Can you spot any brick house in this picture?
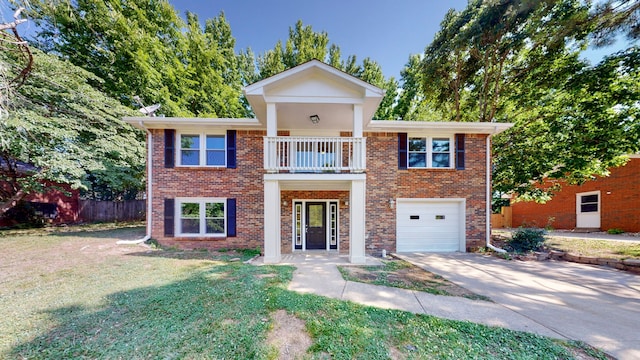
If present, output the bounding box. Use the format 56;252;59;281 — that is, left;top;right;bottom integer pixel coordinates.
511;155;640;232
125;60;511;263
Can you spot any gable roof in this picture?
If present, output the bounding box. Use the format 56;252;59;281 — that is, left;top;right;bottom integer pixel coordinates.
243;59;385;124
243;59;384;97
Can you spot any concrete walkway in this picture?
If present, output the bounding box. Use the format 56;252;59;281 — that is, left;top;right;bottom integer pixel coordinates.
252;252;640;359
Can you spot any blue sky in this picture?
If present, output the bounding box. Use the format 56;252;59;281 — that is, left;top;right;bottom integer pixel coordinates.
169;0;469;79
1;0;631;80
168;0;628;79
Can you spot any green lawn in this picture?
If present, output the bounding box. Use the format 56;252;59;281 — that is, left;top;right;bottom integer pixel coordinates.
545;237;640;259
0;224;607;359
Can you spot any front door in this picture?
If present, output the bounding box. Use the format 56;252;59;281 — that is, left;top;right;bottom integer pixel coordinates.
305;202;326;249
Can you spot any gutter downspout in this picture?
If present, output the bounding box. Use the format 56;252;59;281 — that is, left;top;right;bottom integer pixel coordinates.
486;131;506;253
117;121;152;245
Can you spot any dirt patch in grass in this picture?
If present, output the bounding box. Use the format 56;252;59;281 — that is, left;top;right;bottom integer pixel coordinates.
338;258;491;301
266;310;312;360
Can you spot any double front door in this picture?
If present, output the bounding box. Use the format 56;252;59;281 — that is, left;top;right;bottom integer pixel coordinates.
294;201;338;250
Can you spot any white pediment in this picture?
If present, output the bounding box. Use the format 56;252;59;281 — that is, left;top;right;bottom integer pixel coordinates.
264;71;364;101
243;60;384;125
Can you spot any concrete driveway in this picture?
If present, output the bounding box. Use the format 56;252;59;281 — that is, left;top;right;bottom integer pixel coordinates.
399;253;640;360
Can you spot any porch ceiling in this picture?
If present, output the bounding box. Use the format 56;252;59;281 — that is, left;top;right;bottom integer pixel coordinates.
276;103;354;131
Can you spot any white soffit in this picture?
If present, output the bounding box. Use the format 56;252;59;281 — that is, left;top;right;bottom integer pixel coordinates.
123;117;262;130
367;120;513;134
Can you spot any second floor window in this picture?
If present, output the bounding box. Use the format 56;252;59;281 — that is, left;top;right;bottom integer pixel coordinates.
179;133;226;167
408;137;452;168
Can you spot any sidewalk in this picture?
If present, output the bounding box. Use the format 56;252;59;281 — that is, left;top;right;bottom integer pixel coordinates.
250;252;561;338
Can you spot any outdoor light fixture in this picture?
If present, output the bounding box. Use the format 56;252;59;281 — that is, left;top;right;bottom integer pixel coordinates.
389;198;395;209
309;114;320;124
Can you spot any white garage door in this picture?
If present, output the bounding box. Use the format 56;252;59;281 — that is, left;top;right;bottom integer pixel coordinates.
396;200;463;252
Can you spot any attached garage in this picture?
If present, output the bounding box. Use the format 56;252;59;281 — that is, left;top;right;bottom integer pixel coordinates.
396;199;465;252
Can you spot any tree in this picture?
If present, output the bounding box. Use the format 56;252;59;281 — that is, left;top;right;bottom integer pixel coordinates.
21;0;246;117
422;0;592;123
248;20;398;119
417;0;639;200
589;0;640;47
1;6;32;119
1;48;145;215
394;54;443;120
358;58;397;120
493;47;640;200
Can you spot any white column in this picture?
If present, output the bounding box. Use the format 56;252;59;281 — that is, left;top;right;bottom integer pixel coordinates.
266;102;277;137
352;104;363;138
349;179;366;264
263;179;281;263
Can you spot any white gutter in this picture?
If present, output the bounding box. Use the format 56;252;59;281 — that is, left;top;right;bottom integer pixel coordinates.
117;120;152;245
486;131;506;253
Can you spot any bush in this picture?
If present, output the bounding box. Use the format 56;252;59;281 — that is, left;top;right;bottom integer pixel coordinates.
507;228;546;253
607;228;624;234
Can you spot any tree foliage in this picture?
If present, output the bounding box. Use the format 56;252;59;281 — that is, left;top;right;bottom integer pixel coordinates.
1;48;145;214
419;0;639;200
246;20;399;119
22;0;247;117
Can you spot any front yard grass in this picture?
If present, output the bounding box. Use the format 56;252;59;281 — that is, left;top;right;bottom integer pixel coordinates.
0;224;609;359
545;237;640;260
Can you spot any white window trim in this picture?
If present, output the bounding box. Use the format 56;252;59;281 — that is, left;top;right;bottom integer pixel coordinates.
408;136;454;169
576;191;600;214
176;131;227;167
175;197;227;237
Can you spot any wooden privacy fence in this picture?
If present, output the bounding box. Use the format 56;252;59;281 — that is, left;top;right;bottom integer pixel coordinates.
78;200;146;222
491;206;512;229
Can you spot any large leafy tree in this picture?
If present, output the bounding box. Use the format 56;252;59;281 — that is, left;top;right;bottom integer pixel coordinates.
493;47;640;200
21;0;247;117
417;0;639;200
1;48;145;215
250;20;399;119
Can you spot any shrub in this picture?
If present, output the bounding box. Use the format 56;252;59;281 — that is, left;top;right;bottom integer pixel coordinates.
607;228;624;234
507;228;546;253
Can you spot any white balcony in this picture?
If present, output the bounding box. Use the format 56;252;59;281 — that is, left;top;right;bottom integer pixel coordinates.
264;136;366;173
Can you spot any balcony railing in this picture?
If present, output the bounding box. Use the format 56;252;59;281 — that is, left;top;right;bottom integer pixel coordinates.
264;136;366;173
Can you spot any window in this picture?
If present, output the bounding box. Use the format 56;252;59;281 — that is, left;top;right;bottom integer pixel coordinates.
580;194;599;213
176;198;226;236
408;137;452;168
178;133;226;167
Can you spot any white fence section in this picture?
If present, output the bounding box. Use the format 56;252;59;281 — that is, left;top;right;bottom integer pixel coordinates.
264;136;366;173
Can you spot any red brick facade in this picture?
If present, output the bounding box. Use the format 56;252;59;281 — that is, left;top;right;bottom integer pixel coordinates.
365;133;488;252
511;158;640;232
150;129;490;252
150;129;265;250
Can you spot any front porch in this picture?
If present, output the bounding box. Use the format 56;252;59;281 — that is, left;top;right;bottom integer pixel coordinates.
263;173;367;264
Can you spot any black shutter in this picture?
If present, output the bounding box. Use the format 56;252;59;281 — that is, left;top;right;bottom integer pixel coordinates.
227;198;236;237
164;198;175;237
398;133;408;170
165;129;175;168
455;134;465;170
226;130;236;169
